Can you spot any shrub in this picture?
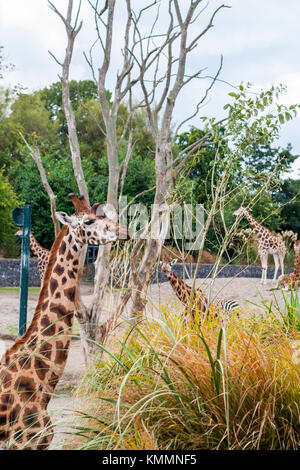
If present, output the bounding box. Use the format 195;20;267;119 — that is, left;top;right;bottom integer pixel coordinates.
71;306;300;450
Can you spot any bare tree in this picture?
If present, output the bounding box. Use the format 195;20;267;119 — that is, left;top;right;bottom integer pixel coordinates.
47;0;143;359
79;0;153;349
48;0;97;361
45;0;228;358
48;0;89;201
122;0;229;318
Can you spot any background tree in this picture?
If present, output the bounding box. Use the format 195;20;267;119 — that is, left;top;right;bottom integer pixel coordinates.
0;168;19;256
275;178;300;236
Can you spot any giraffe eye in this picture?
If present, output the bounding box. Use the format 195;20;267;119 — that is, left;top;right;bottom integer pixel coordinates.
85;219;96;226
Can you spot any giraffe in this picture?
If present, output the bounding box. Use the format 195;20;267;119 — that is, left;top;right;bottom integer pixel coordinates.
160;256;239;323
233;206;286;284
160;255;208;321
277;240;300;290
0;194;129;450
15;231;50;282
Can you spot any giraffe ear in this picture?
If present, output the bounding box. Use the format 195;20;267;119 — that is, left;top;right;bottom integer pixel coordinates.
56;212;78;228
95;204;106;219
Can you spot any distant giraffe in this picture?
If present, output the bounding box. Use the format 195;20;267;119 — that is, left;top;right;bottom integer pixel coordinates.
15;231;50;282
233;207;286;284
277;240;300;290
160;256;208;320
160;256;239;322
0;194;129;450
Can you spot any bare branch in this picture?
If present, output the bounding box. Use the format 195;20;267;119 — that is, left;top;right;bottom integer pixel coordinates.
175;55;223;135
47;50;63;67
20;133;60;237
49;0;89;201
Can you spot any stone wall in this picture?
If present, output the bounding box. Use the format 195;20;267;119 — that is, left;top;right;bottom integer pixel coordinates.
0;258;292;287
0;258;40;287
116;263;292;286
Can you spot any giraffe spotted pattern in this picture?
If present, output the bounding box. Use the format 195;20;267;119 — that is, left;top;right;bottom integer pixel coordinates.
1;194;129;450
15;231;50;282
277;240;300;290
233;206;286;284
160;256;239;323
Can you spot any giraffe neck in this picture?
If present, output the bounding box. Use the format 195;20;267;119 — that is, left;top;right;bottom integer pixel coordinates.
5;225;80;387
29;233;49;258
165;269;207;313
165;269;193;304
244;211;267;236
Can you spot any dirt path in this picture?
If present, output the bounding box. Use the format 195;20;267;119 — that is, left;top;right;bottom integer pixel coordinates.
0;277;293;449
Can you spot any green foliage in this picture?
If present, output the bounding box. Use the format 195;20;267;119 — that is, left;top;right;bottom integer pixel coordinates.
175;85;300;257
176;126;228;203
275;178;300;236
0;78;299;256
0;168;20;255
9;92;59;141
8;149;91;248
0;79;156;251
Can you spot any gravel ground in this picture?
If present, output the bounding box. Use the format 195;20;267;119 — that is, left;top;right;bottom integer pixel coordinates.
0;278;288;336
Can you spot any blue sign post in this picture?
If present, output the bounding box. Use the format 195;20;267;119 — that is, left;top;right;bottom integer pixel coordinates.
12;204;32;337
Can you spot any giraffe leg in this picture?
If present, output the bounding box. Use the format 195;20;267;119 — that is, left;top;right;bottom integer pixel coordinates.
273;253;279;281
260;253;268;284
279;253;285;278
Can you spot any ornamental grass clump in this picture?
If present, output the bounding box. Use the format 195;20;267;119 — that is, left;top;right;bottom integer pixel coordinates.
71;305;300;450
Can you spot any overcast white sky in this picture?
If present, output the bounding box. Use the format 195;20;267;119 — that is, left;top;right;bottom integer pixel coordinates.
0;0;299;177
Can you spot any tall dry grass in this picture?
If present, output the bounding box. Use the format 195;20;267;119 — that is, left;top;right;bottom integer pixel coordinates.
68;300;300;450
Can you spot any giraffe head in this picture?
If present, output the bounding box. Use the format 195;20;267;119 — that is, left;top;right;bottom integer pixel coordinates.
232;206;249;218
160;255;177;273
56;194;130;246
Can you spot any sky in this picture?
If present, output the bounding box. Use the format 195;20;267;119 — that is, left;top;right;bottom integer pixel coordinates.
0;0;299;178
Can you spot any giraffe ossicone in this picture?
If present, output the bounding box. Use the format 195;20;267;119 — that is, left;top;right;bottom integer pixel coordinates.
233;206;286;284
0;194;130;450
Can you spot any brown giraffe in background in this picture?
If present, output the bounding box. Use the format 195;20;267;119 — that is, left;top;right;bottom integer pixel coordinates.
233;207;286;284
160;256;239;322
160;255;208;321
277;240;300;290
0;194;129;450
15;231;50;282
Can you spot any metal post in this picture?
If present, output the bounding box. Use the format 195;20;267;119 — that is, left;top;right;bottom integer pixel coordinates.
13;204;32;336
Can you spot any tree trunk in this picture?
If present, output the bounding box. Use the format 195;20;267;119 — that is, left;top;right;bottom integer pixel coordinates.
129;145;171;318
